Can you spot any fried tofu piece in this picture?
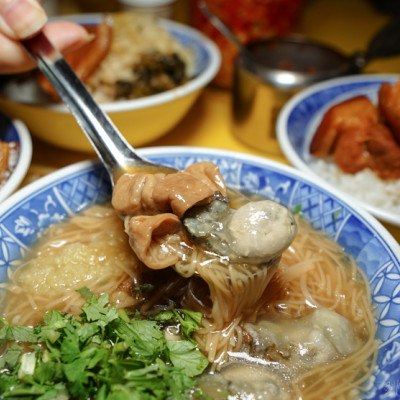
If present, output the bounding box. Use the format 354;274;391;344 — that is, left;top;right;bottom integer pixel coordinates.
378;79;400;142
310;95;379;157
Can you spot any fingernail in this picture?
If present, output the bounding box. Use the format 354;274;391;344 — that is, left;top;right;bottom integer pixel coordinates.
83;32;95;43
0;0;47;39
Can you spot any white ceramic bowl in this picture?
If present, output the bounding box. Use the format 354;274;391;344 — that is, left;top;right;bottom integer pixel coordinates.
0;112;32;203
0;14;221;152
0;146;399;398
276;73;400;226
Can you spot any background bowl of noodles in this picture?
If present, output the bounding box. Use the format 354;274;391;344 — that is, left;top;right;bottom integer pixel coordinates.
276;73;400;227
0;111;32;203
0;13;220;153
0;146;399;398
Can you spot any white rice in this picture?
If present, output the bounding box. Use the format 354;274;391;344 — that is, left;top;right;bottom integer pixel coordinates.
309;158;400;215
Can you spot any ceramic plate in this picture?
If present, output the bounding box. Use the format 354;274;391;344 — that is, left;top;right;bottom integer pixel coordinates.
0;112;32;203
277;73;400;226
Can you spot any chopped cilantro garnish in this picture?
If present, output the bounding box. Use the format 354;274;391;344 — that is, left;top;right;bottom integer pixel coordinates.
333;209;341;224
135;283;154;294
155;309;203;343
0;290;210;399
293;204;302;215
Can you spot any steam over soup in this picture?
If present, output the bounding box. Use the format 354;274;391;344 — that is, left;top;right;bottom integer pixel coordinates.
0;162;378;399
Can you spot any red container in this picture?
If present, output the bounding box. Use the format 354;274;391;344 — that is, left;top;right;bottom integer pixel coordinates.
191;0;305;88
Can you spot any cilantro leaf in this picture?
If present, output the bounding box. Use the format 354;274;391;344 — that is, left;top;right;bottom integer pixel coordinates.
166;340;209;377
0;343;23;369
156;309;203;342
80;293;119;326
0;317;38;344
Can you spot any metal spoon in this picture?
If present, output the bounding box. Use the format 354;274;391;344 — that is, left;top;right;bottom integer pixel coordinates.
21;31;175;185
21;29;297;266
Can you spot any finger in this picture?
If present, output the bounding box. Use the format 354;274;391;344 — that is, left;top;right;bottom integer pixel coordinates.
0;0;47;39
0;21;90;74
43;21;91;53
0;33;34;73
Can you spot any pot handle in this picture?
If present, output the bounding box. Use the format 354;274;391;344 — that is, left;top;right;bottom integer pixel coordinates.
365;15;400;62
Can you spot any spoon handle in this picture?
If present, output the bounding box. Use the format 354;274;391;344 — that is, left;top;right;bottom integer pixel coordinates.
365;15;400;62
198;0;257;68
21;31;147;181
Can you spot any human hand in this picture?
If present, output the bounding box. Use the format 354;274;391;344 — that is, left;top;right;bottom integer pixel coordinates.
0;0;90;74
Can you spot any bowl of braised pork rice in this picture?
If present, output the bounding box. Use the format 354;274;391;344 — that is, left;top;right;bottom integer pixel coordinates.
277;73;400;227
0;13;220;152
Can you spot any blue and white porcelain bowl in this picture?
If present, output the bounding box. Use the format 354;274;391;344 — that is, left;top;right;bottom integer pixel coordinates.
276;73;400;227
0;146;399;398
0;112;31;203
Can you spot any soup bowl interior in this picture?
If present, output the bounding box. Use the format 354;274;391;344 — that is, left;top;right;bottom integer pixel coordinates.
0;146;399;398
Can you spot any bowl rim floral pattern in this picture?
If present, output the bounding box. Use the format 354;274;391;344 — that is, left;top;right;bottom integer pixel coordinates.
0;113;32;203
0;146;399;398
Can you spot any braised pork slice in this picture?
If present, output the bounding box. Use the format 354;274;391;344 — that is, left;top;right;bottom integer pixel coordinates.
332;126;372;175
333;123;400;179
378;79;400;142
310;95;379;157
364;123;400;179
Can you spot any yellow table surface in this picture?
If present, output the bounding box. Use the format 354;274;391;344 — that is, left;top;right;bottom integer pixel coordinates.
20;0;400;241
